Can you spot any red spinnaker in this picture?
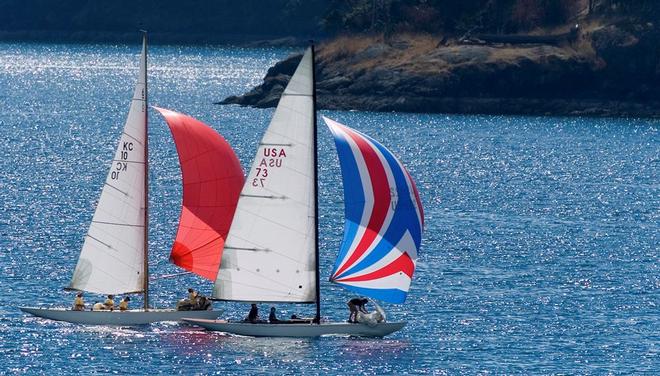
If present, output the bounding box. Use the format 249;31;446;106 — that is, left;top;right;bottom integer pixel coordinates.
155;107;244;281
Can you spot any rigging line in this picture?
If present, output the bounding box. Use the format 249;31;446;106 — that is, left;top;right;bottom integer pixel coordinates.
224;246;262;251
86;234;111;249
240;194;287;199
71;258;144;295
177;223;228;232
224;240;311;266
84;236;146;271
231;208;312;237
103;182;129;196
176;147;230;164
76;241;143;276
150;271;192;280
91;220;145;228
180;235;222;255
172;204;237;211
181;175;243;185
274;101;313;118
259;142;293;146
121;131;144;145
110;159;145;165
88;246;145;268
281;93;313;97
92;221;144;239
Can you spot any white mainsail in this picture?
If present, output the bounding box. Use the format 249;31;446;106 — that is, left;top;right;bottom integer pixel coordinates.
214;48;316;303
68;37;147;294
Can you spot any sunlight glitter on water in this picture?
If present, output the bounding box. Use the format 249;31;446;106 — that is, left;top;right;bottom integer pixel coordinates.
1;41;658;374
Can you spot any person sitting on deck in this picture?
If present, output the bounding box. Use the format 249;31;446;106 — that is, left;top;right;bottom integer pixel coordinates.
246;304;259;323
176;288;212;311
73;292;85;311
268;307;279;323
347;297;369;323
92;301;104;311
104;295;115;311
187;288;198;302
119;296;130;311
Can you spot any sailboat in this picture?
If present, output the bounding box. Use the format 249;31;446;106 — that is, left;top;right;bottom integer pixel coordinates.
183;45;424;337
20;34;244;325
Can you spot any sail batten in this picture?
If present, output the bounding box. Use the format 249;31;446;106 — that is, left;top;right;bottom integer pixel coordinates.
68;37;148;295
214;48;317;303
155;107;244;282
324;116;424;304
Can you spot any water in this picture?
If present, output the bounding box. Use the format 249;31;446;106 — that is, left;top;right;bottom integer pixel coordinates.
0;42;658;374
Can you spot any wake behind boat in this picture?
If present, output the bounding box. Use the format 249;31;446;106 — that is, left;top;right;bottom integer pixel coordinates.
21;33;244;325
184;44;424;337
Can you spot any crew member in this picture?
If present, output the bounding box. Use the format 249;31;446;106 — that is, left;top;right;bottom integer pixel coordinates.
187;288;198;302
119;296;130;311
104;294;115;311
347;297;369;323
247;304;259;323
73;292;85;311
268;307;279;323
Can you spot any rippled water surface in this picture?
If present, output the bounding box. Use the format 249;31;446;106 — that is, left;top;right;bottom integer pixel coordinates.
0;42;658;374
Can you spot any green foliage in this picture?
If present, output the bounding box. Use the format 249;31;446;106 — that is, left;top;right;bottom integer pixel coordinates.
0;0;657;39
321;0;660;35
321;0;567;34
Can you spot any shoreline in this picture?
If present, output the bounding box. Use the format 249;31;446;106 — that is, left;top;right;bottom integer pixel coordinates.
0;30;315;47
222;96;660;119
219;27;660;119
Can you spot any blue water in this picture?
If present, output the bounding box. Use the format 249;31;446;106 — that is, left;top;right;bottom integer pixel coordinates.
0;42;658;374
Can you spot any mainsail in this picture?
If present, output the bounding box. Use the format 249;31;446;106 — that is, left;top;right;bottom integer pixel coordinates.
69;37;147;294
214;48;317;303
155;108;244;281
324;116;424;304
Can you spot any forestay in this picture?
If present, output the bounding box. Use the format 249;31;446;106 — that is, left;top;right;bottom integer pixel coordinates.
69;39;147;294
323;116;424;303
155;107;244;281
214;48;316;303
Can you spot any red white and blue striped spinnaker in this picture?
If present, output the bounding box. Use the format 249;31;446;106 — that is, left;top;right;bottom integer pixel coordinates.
323;116;424;304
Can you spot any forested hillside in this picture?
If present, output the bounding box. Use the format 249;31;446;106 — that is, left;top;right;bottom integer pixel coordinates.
323;0;660;35
0;0;330;42
1;0;658;43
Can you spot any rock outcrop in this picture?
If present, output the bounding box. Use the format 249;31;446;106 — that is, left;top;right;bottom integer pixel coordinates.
220;21;660;117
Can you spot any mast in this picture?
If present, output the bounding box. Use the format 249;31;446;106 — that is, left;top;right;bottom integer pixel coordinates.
141;31;149;311
310;41;320;323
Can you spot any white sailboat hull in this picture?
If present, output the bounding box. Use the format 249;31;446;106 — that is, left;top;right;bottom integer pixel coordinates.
182;319;405;337
20;307;220;325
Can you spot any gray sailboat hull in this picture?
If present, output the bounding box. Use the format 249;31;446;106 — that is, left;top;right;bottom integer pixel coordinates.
20;307;220;325
182;318;405;337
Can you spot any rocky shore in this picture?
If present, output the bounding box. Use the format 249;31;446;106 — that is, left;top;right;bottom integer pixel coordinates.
220;20;660;117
